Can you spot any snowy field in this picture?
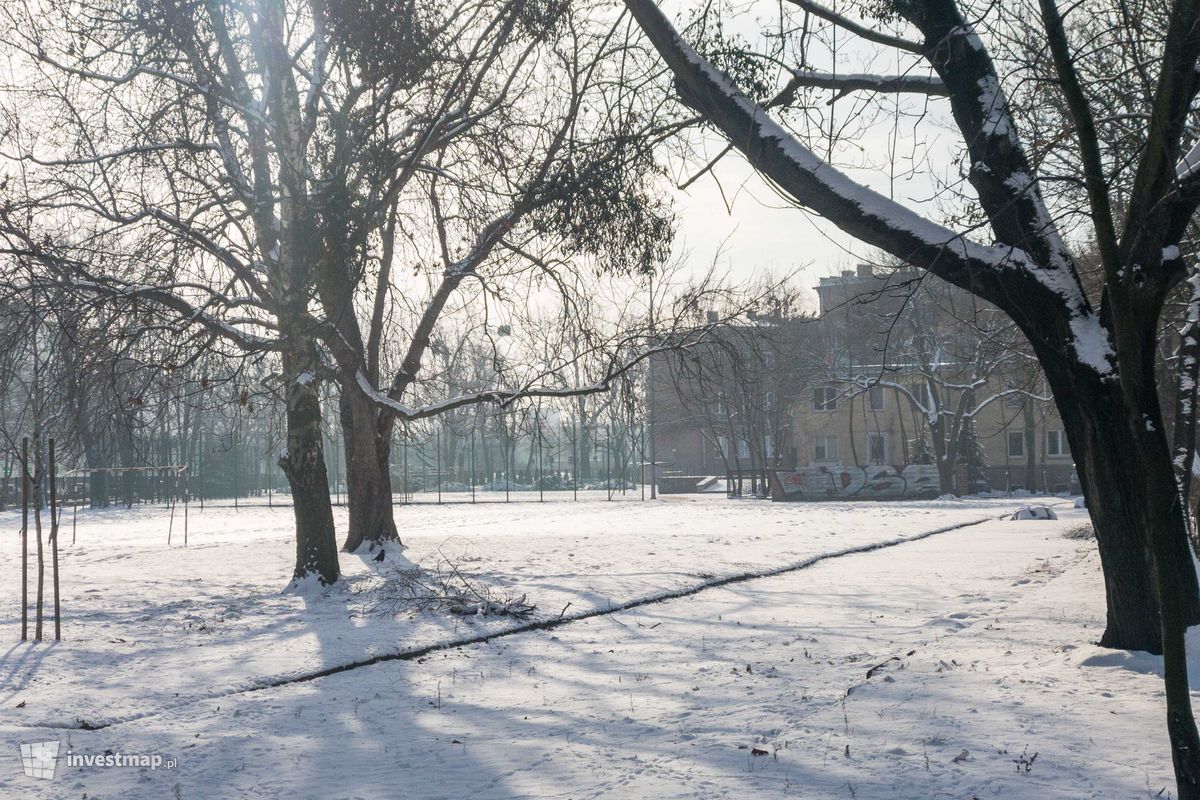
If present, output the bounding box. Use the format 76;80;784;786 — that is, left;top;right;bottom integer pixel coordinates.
0;494;1184;798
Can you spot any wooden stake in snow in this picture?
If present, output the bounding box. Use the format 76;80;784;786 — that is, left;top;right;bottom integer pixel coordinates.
33;439;44;642
49;439;61;641
20;437;28;642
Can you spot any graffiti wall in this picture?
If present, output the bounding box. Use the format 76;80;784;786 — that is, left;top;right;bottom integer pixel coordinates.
769;464;943;501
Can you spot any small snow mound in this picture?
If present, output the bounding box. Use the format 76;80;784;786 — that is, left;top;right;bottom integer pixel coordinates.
352;541;416;570
282;572;340;596
1010;505;1058;521
1073;495;1087;509
1076;646;1200;682
936;494;961;501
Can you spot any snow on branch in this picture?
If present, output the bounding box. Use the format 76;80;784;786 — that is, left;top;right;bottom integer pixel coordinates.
1177;139;1200;182
786;70;947;102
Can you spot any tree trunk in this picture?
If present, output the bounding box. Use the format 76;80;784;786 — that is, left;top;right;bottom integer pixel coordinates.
339;387;401;553
278;353;339;586
579;426;592;482
929;418;956;495
935;456;956;496
1019;401;1036;493
1052;365;1200;654
1143;430;1200;798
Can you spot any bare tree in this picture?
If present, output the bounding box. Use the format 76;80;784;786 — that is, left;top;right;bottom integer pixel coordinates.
0;0;681;581
663;279;815;495
624;0;1200;792
317;0;679;551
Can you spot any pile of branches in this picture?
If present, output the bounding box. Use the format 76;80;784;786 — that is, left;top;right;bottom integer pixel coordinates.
366;555;536;620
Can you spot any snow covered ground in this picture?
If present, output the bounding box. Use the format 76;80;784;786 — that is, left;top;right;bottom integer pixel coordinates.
0;494;1183;798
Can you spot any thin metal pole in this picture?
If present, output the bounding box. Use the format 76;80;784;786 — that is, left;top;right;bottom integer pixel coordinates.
537;407;544;503
470;426;476;504
436;427;442;505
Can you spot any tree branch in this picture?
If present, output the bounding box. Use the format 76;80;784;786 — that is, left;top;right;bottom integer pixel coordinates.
783;0;924;55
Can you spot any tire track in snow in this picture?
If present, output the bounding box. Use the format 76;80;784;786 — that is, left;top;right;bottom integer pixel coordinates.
25;513;1008;732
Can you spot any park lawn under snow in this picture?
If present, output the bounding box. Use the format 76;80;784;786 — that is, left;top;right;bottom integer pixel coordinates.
0;493;1186;798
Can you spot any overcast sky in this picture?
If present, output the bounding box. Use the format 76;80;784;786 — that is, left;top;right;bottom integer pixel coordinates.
666;127;960;311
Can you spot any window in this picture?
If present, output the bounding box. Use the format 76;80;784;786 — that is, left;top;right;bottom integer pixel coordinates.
867;432;890;465
736;438;750;459
1047;430;1067;457
813;386;837;412
764;435;775;458
910;382;930;408
1007;431;1025;458
814;435;839;461
868;385;886;412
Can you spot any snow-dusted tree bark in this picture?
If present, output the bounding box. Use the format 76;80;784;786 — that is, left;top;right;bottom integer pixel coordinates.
279;344;339;585
624;0;1200;792
1173;268;1200;549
